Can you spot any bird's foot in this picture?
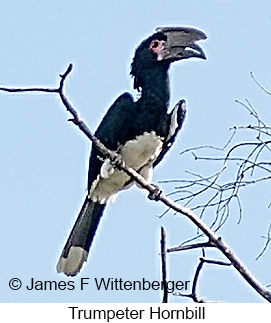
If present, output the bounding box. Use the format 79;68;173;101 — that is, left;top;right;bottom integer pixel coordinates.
148;184;162;201
110;153;125;170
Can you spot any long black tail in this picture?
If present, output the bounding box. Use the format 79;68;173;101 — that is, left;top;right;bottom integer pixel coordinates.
57;196;106;276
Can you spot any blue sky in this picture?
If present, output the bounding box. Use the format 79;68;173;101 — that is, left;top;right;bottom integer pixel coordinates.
1;0;271;302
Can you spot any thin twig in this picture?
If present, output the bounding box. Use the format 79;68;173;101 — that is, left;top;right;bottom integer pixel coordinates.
175;251;231;302
256;223;271;260
250;72;271;96
160;227;168;303
167;241;215;253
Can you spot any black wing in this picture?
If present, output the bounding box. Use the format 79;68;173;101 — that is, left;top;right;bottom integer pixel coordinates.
154;99;186;167
87;92;135;190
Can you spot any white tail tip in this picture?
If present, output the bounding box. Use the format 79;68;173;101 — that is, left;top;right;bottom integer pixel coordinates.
57;246;87;276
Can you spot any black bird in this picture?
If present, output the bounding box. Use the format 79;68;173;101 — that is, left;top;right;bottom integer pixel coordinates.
57;27;207;276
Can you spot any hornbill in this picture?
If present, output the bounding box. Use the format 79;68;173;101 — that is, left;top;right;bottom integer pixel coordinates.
57;27;207;276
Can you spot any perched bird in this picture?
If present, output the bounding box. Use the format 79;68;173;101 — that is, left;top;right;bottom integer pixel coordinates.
57;27;207;276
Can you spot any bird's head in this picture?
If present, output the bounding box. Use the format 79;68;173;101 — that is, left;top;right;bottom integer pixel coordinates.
131;26;207;91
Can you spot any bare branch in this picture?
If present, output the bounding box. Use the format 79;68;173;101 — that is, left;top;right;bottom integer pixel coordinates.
167;241;215;253
256;223;271;260
250;71;271;96
175;251;231;302
0;86;57;93
172;106;271;233
160;227;168;303
1;64;271;302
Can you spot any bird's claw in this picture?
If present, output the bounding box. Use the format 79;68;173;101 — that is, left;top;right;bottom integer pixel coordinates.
148;185;162;201
110;153;124;170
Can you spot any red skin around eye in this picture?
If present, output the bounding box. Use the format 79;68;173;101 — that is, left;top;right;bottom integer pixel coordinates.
149;40;164;56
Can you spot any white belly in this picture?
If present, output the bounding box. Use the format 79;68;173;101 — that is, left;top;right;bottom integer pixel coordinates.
90;131;163;203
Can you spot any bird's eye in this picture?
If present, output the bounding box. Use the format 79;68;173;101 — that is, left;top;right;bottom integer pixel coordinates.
151;41;159;49
149;39;164;57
